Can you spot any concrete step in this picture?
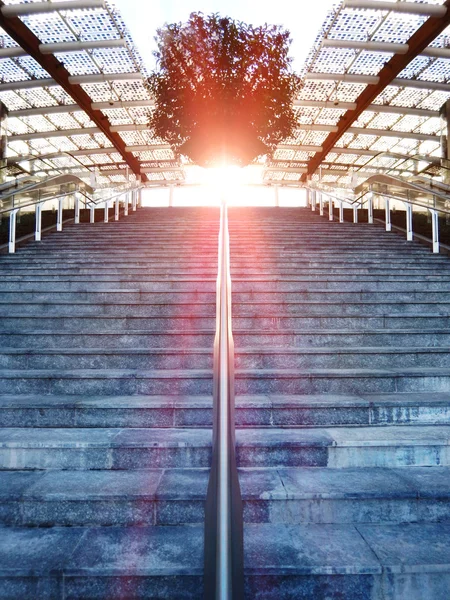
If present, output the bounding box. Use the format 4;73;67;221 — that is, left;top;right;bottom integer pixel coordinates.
3;314;450;332
0;522;450;598
1;300;449;318
0;392;448;428
1;366;450;395
1;466;449;527
1;289;450;304
1;425;450;469
3;328;450;348
1;346;450;370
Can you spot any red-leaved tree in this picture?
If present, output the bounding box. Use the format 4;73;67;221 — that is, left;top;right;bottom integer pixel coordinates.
148;13;300;167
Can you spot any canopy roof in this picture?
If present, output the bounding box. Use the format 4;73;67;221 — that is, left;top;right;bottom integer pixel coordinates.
265;0;450;189
0;0;183;187
1;0;450;190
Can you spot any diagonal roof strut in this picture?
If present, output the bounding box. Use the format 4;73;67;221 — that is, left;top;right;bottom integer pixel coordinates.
0;1;147;182
303;0;450;182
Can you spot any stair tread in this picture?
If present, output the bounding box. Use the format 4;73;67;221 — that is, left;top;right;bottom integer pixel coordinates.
2;466;450;501
2;522;450;577
1;425;450;448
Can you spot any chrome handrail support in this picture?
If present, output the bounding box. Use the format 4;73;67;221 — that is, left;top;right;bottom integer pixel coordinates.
204;199;245;600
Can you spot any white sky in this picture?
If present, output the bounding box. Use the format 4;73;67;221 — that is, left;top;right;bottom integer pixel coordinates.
111;0;337;72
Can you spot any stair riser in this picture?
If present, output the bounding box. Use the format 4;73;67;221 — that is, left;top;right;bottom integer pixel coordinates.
1;291;449;303
2;281;449;292
0;281;216;291
0;333;215;348
1;404;448;428
1;331;446;348
2;316;449;331
0;443;447;470
2;496;449;528
3;267;449;276
1;351;450;370
1;303;449;317
0;377;213;396
234;375;450;395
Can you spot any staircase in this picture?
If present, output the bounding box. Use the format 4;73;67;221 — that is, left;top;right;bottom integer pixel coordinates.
1;206;450;599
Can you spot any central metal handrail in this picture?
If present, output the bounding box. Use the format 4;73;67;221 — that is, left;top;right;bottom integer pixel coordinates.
204;200;244;600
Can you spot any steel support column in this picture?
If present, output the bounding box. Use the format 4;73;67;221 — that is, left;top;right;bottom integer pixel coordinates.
35;202;44;241
8;209;18;253
57;197;64;232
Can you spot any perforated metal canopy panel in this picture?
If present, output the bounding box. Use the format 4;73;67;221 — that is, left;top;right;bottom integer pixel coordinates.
0;0;183;187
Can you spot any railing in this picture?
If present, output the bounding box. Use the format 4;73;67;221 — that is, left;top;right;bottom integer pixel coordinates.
204;200;244;600
0;178;143;253
306;183;450;254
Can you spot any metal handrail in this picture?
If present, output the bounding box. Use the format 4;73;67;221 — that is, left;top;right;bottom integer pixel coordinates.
306;183;450;254
204;200;244;600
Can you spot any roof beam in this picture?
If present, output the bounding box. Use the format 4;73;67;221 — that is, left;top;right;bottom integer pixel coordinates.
0;73;144;92
11;127;101;141
275;144;323;152
296;125;439;141
1;38;127;59
41;39;126;54
295;100;358;110
141;167;183;174
126;144;171;152
343;0;447;17
9;104;81;117
0;4;146;181
304;72;380;85
347;126;439;142
296;124;339;133
266;167;307;174
322;38;450;60
304;72;450;92
10;124;158;139
296;99;439;118
8;144;170;161
304;0;450;180
322;39;408;54
391;77;450;92
277;145;378;157
1;1;105;17
9;100;154;118
91;100;155;110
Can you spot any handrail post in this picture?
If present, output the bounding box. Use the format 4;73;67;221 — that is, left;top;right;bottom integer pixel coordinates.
57;196;63;232
368;192;374;224
385;197;391;232
35;202;44;241
329;197;333;221
8;209;18;254
132;190;137;212
114;196;120;221
353;205;358;223
104;200;109;223
204;200;244;600
74;193;80;224
124;192;129;216
311;190;316;211
430;209;440;253
90;204;95;224
319;192;323;216
339;201;344;223
405;202;413;241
